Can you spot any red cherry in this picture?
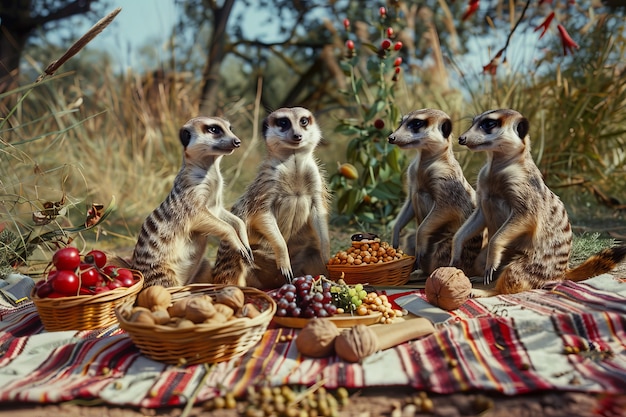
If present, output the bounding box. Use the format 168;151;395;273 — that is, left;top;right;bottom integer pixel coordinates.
394;41;403;51
343;18;350;29
345;39;355;50
381;39;391;50
115;268;135;287
85;250;107;268
374;119;385;129
79;287;95;295
379;6;386;17
51;270;80;295
47;292;66;299
78;264;102;287
94;286;110;294
35;280;54;298
108;279;123;290
394;57;403;67
52;247;81;271
387;27;394;38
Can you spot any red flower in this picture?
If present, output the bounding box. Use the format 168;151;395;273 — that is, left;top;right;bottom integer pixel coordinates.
394;41;403;51
462;0;480;21
379;7;387;18
393;57;402;67
534;11;555;39
345;40;355;50
482;51;502;75
381;39;392;50
557;24;579;55
387;27;394;38
343;18;350;30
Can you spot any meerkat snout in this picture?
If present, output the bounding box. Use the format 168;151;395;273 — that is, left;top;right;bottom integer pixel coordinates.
232;137;242;148
458;136;467;145
388;134;397;144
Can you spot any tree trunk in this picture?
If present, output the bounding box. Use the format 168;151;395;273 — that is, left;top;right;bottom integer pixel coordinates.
0;0;97;93
198;0;236;116
0;0;34;93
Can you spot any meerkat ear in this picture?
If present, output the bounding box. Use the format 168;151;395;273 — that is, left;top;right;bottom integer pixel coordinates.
516;117;530;140
179;127;191;148
441;119;452;139
262;117;270;139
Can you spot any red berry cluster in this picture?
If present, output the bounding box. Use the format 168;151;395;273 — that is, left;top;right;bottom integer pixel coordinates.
34;247;137;298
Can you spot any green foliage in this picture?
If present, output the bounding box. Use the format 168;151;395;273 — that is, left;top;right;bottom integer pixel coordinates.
328;10;407;233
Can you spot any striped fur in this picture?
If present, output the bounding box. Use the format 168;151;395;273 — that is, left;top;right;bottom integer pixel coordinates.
451;109;626;294
388;109;483;276
131;117;252;287
212;107;330;289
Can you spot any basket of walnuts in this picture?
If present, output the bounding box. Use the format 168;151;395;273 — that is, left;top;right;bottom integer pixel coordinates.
326;235;414;286
115;284;276;365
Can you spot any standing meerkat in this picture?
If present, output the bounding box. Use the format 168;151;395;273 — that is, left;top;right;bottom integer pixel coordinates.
388;109;483;276
212;107;331;289
130;117;253;288
451;109;626;294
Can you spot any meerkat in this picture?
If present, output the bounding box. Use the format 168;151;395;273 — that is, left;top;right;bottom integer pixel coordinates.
450;109;626;294
130;117;253;288
211;107;331;289
388;109;483;276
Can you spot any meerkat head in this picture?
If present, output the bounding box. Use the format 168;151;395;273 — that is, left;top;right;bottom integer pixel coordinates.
262;107;322;155
458;109;530;154
388;109;453;152
179;117;241;163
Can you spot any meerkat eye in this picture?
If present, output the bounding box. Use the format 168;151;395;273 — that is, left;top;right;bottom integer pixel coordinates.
276;117;291;131
479;119;501;132
407;119;425;132
299;117;309;127
205;124;223;135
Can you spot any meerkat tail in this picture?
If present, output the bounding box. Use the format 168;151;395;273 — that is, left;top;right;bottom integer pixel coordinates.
564;245;626;281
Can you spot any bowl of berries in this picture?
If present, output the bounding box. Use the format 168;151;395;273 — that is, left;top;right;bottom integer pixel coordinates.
31;247;143;331
269;275;403;328
326;235;415;286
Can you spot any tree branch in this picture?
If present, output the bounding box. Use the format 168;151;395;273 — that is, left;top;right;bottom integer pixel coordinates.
30;0;99;28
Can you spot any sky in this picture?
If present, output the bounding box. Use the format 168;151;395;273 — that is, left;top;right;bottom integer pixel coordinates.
85;0;177;68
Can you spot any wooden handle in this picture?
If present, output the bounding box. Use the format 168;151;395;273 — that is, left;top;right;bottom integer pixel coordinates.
370;317;435;351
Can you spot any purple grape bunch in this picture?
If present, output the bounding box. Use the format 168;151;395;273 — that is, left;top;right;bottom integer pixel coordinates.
273;275;338;318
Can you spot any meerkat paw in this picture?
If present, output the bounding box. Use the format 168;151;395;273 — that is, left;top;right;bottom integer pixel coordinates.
239;247;254;265
280;266;294;283
413;254;422;272
484;268;496;285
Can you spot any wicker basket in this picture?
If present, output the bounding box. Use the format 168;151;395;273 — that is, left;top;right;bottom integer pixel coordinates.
326;255;415;286
31;270;144;331
115;284;276;365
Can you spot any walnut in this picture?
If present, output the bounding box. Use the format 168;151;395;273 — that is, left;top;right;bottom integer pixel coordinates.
213;303;235;320
334;324;379;363
129;309;156;326
296;318;341;358
425;267;472;311
168;298;192;318
136;285;172;312
184;295;216;323
241;303;262;319
214;286;245;312
151;309;171;325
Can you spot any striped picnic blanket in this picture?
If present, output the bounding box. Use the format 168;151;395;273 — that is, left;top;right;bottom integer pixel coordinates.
1;274;625;407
